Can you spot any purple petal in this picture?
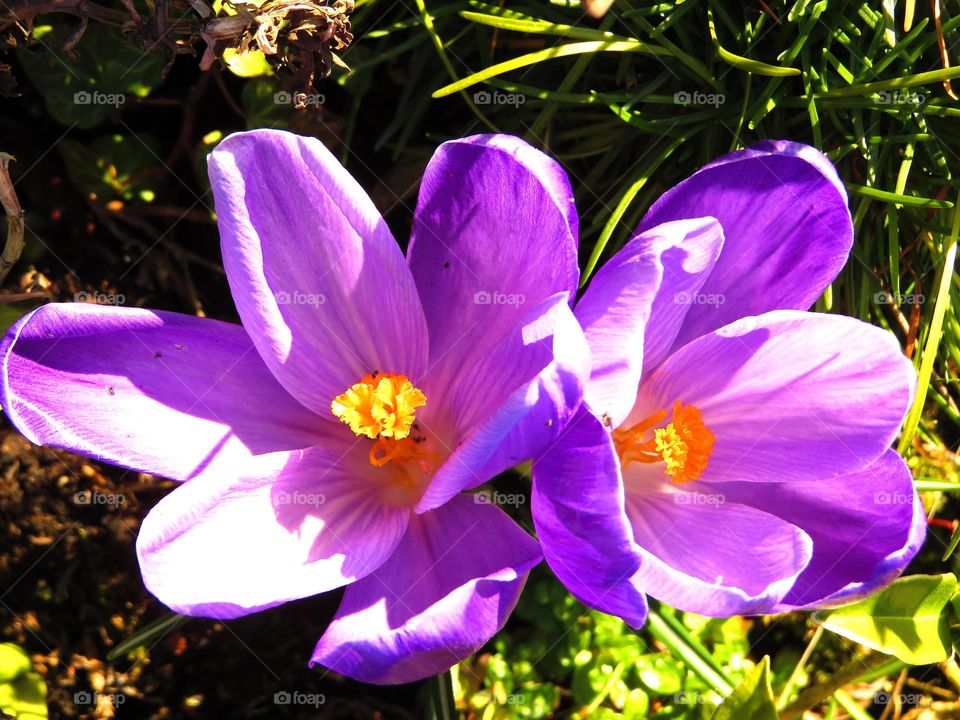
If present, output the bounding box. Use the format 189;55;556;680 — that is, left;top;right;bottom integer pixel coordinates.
532;408;648;627
407;135;579;401
631;310;915;483
0;303;326;481
310;494;541;684
714;450;926;611
576;218;723;425
414;292;589;513
623;464;813;615
136;444;410;618
638;140;852;351
209;129;428;417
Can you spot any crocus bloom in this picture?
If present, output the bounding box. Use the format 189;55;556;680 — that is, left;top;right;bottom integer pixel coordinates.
532;141;927;626
0;130;590;683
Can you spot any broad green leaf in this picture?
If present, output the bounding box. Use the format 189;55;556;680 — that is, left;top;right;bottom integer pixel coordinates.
710;657;776;720
814;573;957;665
17;22;163;128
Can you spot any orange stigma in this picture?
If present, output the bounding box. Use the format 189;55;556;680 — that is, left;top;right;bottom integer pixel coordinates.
612;400;715;484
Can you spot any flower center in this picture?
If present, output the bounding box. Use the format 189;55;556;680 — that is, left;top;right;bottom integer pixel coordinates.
331;372;436;469
331;372;426;440
612;400;715;484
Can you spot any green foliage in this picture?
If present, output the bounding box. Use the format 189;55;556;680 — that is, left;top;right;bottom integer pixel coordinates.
16;22;163;128
59;133;162;205
455;570;755;718
0;644;47;719
815;573;957;665
709;657;776;720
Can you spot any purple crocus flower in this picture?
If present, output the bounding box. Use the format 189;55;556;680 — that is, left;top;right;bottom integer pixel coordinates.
0;129;590;683
532;141;927;626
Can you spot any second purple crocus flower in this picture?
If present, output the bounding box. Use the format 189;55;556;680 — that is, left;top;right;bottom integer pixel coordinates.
532;141;927;626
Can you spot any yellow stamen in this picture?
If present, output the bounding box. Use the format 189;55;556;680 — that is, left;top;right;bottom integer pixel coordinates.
612;400;715;483
331;372;427;440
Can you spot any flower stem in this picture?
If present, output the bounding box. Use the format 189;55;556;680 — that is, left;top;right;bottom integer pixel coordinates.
645;608;733;696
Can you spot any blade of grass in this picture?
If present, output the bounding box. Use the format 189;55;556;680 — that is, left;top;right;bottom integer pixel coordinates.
899;191;960;452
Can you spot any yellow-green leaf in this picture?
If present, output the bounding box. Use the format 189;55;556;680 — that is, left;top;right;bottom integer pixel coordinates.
814;573;957;665
222;48;273;78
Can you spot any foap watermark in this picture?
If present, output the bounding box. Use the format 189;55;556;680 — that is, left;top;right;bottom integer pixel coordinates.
873;290;924;305
473;290;525;307
474;489;526;508
275;290;326;307
674;690;716;705
274;691;326;707
874;690;925;705
473;89;526;108
274;491;326;508
674;493;725;507
274;91;325;107
73;90;125;107
874;491;913;505
75;290;125;306
74;490;126;508
875;89;926;105
674;291;725;307
74;691;125;707
674;90;725;107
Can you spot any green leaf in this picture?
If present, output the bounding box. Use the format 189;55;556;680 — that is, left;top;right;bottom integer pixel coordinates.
0;672;48;719
0;644;47;719
710;657;777;720
0;644;30;684
59;133;162;204
241;78;290;130
222;48;273;78
814;573;957;665
17;22;163;129
432;40;671;98
107;612;189;661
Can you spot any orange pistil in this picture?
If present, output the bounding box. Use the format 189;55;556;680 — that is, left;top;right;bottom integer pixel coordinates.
612;401;715;484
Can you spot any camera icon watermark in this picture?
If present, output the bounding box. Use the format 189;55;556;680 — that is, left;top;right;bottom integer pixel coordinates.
73;90;126;107
473;290;526;307
874;690;924;705
472;89;526;108
274;691;326;707
674;690;714;705
674;90;725;107
74;691;125;706
273;91;325;107
674;493;725;507
75;290;125;306
74;490;126;508
875;90;926;105
275;290;326;307
474;489;526;508
674;291;725;306
874;491;913;505
274;491;326;508
873;291;924;305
